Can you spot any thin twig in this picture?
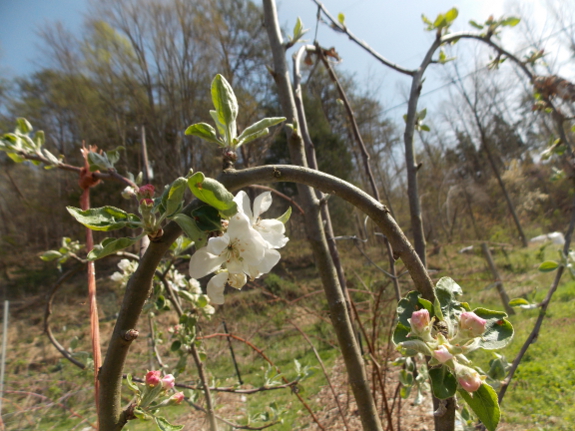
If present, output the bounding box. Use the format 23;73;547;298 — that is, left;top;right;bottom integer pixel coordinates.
199;332;327;430
289;320;349;430
498;195;575;403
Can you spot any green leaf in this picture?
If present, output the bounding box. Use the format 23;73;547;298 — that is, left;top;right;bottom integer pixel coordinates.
235;117;286;147
469;20;484;29
434;13;447;29
420;124;431;132
429;366;457;399
501;16;520;27
43;149;60;165
185;123;223;146
435;277;468;337
155;416;184;431
172;213;207;247
444;8;458;23
293;16;303;36
458;384;500;431
87;151;113;171
106;146;125;166
538;260;559;272
473;308;513;350
165;177;188;217
88;237;139;261
125;373;140;393
67;206;140;231
508;298;529;307
16;118;32;134
189;206;221;234
277;206;292;224
40;250;63;262
187;173;237;217
6;151;25;163
35;130;45;149
211;74;238;144
338;12;345;26
171;340;182;352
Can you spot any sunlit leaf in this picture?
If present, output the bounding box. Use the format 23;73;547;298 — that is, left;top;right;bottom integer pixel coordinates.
458;384;500;431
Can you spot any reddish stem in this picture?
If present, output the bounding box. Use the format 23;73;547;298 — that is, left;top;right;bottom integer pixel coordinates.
81;188;102;427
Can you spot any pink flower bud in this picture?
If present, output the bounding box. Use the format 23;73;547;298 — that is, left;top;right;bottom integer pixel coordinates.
460;312;487;337
432;345;453;363
455;363;482;392
145;370;161;387
409;309;430;335
161;374;175;390
169;391;185;405
140;198;154;207
138;184;155;198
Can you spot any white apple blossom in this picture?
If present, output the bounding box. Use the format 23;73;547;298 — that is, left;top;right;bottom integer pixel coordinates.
110;258;138;287
234;191;288;248
189;192;288;304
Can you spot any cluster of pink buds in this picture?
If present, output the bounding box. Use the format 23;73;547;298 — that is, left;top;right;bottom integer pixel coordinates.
138;370;183;411
145;370;175;390
404;309;487;393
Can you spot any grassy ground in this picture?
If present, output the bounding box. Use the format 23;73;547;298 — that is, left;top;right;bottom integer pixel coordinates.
1;238;574;430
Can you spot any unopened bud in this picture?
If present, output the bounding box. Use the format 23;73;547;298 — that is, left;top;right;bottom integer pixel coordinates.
169;391;185;405
161;374;175;390
409;309;430;336
432;345;454;364
459;312;486;337
138;184;155;198
454;363;482;392
145;370;161;387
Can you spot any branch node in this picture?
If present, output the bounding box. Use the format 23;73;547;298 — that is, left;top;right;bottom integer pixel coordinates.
122;329;139;341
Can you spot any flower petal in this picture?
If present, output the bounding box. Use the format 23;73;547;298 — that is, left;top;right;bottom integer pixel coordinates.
256;219;288;248
253;192;272;218
234;190;253;220
189;248;226;279
206;233;230;256
207;272;228;304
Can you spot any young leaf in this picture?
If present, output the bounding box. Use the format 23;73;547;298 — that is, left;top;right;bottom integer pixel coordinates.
172;213;207;248
469;20;484;29
211;74;238;144
277;206;292;224
444;8;458;23
538;260;559;272
429;366;457;399
473;308;513;350
235;117;286;147
125;374;140;394
67;206;140;231
508;298;529;307
458;384;500;431
40;250;63;262
16;118;32;134
338;12;346;27
155;416;184;431
87;237;139;260
165;177;188;217
185;123;223;146
501;16;520;27
187;173;237;217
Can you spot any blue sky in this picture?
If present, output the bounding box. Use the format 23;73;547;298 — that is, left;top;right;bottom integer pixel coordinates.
0;0;565;118
0;0;88;78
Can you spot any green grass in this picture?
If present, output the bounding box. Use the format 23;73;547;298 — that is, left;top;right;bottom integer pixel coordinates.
4;239;575;430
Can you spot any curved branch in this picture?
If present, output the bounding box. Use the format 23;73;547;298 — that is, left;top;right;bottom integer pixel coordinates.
44;264;87;370
98;163;434;429
219;165;435;301
311;0;415;76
